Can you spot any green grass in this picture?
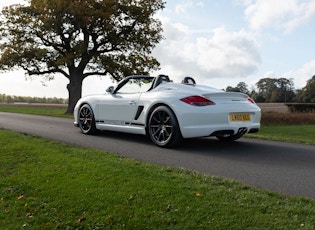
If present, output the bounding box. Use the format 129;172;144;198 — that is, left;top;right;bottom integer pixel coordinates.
0;104;71;118
246;124;315;145
1;129;315;229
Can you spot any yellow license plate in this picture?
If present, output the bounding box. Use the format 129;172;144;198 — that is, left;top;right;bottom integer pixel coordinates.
230;113;251;122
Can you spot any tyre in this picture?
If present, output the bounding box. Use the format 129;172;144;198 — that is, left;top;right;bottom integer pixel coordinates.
148;106;182;148
78;104;97;134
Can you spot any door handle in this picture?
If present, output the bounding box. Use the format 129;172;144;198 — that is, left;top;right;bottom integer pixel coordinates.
129;101;136;105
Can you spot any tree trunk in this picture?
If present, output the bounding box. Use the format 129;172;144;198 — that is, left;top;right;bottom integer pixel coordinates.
66;76;83;114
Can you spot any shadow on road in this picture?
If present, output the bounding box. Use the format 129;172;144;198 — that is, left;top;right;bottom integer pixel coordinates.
92;130;315;168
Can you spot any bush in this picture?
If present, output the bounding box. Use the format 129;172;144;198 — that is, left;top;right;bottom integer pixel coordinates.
0;94;67;104
285;103;315;113
262;112;315;125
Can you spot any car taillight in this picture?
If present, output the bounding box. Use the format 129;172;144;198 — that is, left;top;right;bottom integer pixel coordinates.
180;96;215;106
247;97;256;104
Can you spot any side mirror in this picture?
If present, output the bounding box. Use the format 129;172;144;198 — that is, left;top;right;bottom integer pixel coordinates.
106;86;114;94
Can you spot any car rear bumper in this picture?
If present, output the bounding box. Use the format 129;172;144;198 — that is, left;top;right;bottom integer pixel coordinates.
176;107;261;138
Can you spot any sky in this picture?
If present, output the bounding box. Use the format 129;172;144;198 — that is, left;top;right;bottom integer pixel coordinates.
0;0;315;98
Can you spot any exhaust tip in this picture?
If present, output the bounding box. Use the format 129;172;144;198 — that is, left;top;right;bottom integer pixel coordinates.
238;127;248;135
248;128;259;133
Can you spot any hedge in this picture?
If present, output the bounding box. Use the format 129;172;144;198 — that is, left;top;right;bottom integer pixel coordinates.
285;103;315;113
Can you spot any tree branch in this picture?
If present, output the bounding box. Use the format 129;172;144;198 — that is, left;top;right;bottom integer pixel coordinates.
27;68;69;79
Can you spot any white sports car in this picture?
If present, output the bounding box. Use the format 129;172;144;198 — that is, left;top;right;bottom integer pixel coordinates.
74;75;261;147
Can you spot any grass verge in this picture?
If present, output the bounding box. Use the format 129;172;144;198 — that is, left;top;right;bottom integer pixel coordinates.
246;124;315;145
0;104;71;118
1;129;315;229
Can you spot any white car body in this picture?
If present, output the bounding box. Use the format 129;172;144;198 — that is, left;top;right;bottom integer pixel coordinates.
74;75;261;147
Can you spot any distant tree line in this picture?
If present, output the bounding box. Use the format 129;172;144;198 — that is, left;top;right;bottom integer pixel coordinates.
0;94;68;104
226;75;315;103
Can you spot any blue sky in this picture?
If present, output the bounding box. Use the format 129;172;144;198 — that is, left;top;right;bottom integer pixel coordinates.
1;0;315;98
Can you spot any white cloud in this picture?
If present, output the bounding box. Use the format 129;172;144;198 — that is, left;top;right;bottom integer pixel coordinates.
0;0;27;9
0;70;69;98
288;60;315;89
173;0;204;14
255;60;315;90
153;18;261;85
175;1;193;14
244;0;315;32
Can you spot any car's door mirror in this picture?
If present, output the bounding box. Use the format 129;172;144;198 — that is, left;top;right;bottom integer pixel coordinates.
106;86;115;94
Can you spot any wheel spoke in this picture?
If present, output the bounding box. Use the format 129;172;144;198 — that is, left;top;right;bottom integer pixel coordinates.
158;131;165;142
152;113;161;124
163;116;170;124
152;127;161;136
163;129;170;138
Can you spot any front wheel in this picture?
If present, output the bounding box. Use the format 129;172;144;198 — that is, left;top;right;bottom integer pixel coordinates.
148;106;182;148
78;104;97;134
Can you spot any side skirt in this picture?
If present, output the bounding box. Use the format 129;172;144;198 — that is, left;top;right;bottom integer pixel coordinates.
96;123;146;135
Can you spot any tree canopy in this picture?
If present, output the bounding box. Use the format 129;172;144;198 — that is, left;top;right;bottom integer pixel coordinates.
226;82;249;94
295;75;315;103
0;0;165;113
255;77;295;102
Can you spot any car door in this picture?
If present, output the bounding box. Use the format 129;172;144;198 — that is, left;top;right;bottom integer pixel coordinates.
98;92;140;125
98;77;152;125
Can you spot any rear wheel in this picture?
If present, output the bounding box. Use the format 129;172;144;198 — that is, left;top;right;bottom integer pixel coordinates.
148;106;182;148
78;104;97;134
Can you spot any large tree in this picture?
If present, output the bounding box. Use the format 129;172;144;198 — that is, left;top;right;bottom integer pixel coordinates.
295;75;315;102
255;78;277;102
0;0;164;113
226;82;249;95
255;77;295;102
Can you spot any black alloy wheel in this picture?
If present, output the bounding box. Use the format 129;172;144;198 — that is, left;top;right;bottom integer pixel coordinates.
148;106;182;147
78;104;97;134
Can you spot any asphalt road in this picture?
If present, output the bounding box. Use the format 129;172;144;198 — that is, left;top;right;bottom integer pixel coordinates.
1;112;314;199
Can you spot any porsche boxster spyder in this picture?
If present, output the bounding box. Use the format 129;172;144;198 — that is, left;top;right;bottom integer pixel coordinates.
74;75;261;147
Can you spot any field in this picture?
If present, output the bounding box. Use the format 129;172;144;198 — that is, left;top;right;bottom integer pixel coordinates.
258;103;289;113
258;103;315;125
0;103;71;118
